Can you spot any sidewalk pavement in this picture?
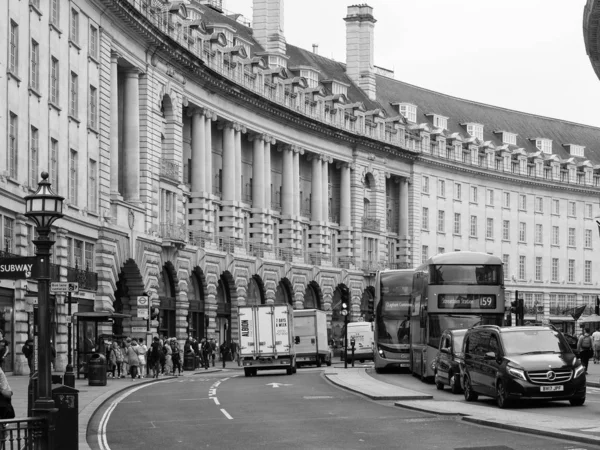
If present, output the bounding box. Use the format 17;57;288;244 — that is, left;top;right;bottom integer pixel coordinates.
8;367;226;450
324;367;600;447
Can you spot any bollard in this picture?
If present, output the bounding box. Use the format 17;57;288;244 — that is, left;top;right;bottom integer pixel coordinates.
52;385;79;450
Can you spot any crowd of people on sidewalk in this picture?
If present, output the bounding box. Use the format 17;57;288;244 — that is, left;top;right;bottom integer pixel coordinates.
85;335;240;380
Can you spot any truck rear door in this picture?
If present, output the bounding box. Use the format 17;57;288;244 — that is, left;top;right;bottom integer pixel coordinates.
273;306;291;355
239;307;256;356
294;315;316;354
316;311;328;353
256;306;275;355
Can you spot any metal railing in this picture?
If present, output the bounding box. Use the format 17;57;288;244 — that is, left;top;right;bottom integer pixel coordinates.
336;256;355;269
218;236;241;253
189;231;213;248
275;247;294;262
0;417;47;448
247;241;272;258
159;158;180;182
66;264;98;291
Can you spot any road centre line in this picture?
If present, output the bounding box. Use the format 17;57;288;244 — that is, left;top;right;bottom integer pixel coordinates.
220;408;233;420
181;398;211;401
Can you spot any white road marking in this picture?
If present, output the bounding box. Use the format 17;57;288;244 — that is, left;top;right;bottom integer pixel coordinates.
213;397;220;405
220;408;233;420
266;382;292;388
181;398;210;401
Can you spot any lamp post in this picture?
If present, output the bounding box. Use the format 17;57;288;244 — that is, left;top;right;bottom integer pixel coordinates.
25;172;63;449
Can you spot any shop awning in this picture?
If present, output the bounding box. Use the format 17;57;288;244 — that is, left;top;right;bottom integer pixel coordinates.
577;314;600;324
549;316;575;322
73;312;130;321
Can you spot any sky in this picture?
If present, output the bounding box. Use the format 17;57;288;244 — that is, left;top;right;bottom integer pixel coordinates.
221;0;600;128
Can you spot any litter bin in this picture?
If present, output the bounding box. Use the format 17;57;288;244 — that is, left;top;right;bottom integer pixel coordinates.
52;385;79;450
184;352;195;371
88;353;107;386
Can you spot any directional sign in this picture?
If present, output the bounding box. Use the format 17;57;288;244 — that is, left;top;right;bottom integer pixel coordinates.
266;383;292;388
50;282;79;293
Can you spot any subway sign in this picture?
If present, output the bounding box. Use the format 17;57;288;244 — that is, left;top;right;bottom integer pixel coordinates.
0;257;38;280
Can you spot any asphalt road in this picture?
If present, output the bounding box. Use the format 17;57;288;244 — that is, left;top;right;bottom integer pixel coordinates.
89;368;599;450
369;366;600;420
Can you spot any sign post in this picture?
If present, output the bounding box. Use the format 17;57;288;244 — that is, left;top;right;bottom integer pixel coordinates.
50;283;79;388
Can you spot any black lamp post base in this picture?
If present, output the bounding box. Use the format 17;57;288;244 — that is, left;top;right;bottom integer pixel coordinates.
63;370;75;388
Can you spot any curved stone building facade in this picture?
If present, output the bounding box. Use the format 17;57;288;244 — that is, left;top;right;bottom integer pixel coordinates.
1;0;599;374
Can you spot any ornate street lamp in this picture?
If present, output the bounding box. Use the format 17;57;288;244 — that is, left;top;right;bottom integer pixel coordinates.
25;172;63;448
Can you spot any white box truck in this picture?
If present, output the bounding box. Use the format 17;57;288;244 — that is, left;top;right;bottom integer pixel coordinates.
238;304;296;377
344;321;374;363
293;309;331;367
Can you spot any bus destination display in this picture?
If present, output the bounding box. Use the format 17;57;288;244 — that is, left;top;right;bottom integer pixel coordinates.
437;294;496;309
383;300;407;313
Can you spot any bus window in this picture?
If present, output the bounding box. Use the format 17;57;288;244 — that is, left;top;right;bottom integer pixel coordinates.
430;265;501;285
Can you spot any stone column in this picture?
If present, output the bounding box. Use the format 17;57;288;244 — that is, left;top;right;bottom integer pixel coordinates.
234;124;244;202
205;111;214;194
110;52;120;197
311;155;323;222
293;147;301;216
251;134;265;209
281;145;294;215
222;123;236;201
399;177;409;237
190;109;206;193
340;163;351;227
264;136;273;208
123;69;140;203
322;156;330;221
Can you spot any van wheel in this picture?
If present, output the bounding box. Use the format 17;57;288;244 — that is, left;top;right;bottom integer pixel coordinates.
450;373;461;394
496;381;511;409
463;375;478;402
570;397;585;406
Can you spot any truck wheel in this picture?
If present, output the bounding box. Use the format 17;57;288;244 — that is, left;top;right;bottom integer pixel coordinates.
316;358;322;368
244;369;251;377
292;365;297;374
252;368;258;377
286;367;293;375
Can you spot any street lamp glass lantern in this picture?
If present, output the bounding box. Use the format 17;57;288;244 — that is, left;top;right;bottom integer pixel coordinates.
24;172;64;229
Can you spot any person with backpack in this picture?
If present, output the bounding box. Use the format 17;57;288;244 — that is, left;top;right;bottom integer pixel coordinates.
219;341;230;369
21;338;34;374
577;327;593;374
200;338;211;370
149;337;162;379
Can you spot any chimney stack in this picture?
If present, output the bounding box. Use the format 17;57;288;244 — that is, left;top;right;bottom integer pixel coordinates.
344;4;377;100
312;44;319;54
252;0;286;55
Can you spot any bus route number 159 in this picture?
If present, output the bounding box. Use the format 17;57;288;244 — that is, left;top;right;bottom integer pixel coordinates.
479;296;494;308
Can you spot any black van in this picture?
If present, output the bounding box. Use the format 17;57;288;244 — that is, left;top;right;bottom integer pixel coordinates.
434;329;466;394
460;325;586;408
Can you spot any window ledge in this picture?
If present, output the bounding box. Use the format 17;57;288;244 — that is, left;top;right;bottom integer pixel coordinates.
551;244;560;248
68;115;80;125
88;55;99;65
453;233;461;237
29;87;42;99
436;231;446;236
49;22;62;35
29;3;43;17
7;70;21;86
87;126;99;136
469;236;478;239
49;102;62;113
534;242;543;246
502;206;511;210
502;239;510;242
453;199;462;203
469;202;478;206
535;211;544;215
485;237;494;241
69;39;81;53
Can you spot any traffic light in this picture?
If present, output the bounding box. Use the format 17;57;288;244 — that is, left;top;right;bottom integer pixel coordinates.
517;298;524;326
367;297;374;320
510;300;518;316
596;296;599;316
341;288;350;318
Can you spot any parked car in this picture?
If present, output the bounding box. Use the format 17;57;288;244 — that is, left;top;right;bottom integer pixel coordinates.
433;329;466;394
460;325;586;408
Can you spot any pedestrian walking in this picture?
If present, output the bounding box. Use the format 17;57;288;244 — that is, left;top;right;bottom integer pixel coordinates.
163;339;173;375
149;337;162;378
121;339;130;378
108;342;123;378
201;338;211;370
135;339;147;378
0;331;10;371
22;338;34;374
577;327;593;374
172;339;182;375
126;339;140;379
230;340;239;366
219;341;230;368
592;328;600;363
210;338;217;367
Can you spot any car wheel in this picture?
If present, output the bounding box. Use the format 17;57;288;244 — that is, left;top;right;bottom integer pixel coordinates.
570;397;585;406
450;373;461;394
435;374;445;390
496;381;511;409
375;367;383;374
463;375;478;402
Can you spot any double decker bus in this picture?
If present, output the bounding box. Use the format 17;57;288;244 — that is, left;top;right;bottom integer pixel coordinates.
410;252;505;380
374;269;413;373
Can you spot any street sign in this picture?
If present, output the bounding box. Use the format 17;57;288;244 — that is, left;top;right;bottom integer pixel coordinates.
50;282;79;293
0;257;38;280
131;326;147;333
137;296;149;306
137;308;149;319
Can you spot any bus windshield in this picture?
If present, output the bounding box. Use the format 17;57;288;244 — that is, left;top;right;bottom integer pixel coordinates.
430;264;502;285
377;271;412;345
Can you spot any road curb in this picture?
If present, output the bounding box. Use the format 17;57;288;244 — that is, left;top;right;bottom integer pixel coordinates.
462;416;600;447
324;373;433;401
394;401;467;416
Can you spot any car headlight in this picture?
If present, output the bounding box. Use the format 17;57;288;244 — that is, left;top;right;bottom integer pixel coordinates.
574;364;585;378
507;365;527;381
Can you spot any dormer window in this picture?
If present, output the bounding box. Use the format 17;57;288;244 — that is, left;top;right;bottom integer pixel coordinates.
426;113;447;130
565;144;585;158
502;132;517;146
535;138;552;154
465;123;484;140
331;81;347;97
217;29;234;47
300;69;319;88
268;55;287;69
395;103;417;123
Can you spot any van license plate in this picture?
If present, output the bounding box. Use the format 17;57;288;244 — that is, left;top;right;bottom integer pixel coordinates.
540;385;564;392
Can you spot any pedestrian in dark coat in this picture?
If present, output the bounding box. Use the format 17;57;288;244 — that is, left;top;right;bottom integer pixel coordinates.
209;339;217;367
219;341;230;368
22;339;34;374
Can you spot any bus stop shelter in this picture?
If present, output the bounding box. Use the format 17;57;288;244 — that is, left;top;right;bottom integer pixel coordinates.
74;312;130;379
